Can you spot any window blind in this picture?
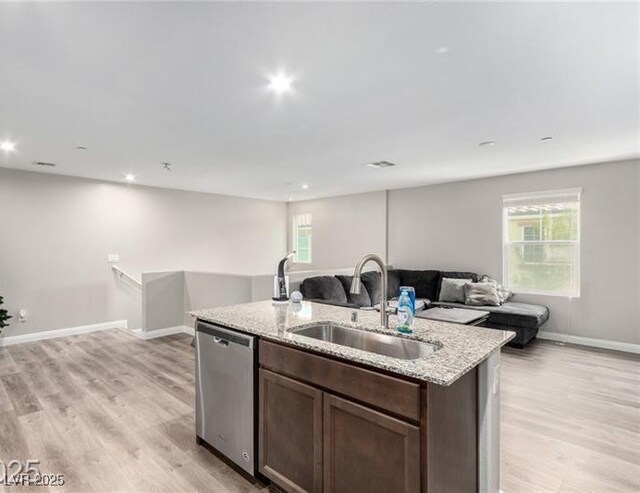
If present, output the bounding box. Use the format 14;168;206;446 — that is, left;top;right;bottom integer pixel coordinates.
503;188;582;208
293;213;312;229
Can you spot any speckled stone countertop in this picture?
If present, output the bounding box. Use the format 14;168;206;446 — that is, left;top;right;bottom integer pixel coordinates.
191;300;514;386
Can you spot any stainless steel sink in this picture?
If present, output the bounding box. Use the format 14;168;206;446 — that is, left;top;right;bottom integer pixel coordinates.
288;324;441;360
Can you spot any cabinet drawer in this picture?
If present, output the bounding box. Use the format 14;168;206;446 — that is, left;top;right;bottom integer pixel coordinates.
259;340;421;422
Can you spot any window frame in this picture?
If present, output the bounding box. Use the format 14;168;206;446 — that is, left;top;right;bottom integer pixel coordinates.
502;189;581;298
291;213;312;264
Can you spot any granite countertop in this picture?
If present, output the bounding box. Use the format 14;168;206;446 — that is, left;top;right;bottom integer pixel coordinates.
190;300;515;386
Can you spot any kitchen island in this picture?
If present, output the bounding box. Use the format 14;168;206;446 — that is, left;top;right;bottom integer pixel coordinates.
192;300;514;493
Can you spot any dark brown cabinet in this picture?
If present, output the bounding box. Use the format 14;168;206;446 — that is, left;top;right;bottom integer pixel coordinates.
258;340;478;493
323;394;420;493
259;369;323;493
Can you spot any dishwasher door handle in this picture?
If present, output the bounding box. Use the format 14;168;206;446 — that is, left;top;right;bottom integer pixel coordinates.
196;321;255;349
213;336;229;346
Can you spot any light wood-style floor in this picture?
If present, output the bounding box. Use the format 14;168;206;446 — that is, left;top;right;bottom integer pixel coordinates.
0;330;267;493
0;329;638;492
501;340;640;493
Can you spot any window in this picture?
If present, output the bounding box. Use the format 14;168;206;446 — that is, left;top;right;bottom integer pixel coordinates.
503;188;581;297
292;213;312;263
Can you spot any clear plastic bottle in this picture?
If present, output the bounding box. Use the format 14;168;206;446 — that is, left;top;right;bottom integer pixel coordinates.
396;288;414;334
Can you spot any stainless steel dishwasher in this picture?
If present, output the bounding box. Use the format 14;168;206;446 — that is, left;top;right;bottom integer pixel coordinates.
195;320;256;476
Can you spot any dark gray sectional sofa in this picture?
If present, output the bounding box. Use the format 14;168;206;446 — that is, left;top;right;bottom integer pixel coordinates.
300;269;549;348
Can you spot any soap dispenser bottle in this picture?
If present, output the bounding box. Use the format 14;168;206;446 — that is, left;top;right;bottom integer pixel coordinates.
396;288;414;334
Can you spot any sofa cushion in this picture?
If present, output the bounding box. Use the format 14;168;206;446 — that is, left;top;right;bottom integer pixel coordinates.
336;275;372;307
431;301;549;329
397;270;440;300
300;276;348;304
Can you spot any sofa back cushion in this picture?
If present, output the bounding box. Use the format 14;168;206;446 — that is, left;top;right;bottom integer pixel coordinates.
387;269;402;299
336;275;372;307
300;276;348;304
360;271;383;305
397;270;440;300
356;270;403;305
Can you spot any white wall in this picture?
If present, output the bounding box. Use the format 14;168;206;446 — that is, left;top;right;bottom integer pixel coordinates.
182;271;254;327
287;191;387;271
388;160;639;346
284;160;639;346
637;164;640;324
3;159;638;348
0;168;286;337
140;270;257;332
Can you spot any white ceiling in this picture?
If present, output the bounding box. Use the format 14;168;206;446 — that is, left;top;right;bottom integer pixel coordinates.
0;2;638;201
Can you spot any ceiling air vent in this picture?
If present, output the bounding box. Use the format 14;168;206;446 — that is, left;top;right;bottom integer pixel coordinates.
366;160;396;169
33;161;57;167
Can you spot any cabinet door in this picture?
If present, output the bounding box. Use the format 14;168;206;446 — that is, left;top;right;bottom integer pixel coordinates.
323;394;420;493
259;369;323;493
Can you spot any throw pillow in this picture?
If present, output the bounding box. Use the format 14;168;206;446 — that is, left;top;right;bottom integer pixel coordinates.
479;275;512;304
464;282;501;306
438;278;472;303
437;271;479;299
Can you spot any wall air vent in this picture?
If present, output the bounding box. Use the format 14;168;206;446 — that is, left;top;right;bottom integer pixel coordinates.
366;160;397;169
33;161;57;167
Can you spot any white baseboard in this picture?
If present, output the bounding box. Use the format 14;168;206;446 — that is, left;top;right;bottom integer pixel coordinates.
131;325;193;340
538;331;640;354
0;320;129;347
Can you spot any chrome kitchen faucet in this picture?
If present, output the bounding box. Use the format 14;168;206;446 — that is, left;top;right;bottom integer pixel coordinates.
350;253;390;329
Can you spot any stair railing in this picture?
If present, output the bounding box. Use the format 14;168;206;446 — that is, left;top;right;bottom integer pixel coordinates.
111;265;142;290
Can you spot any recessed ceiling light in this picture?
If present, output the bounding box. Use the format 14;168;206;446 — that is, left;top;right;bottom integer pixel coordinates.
435;46;450;55
0;140;16;152
268;72;294;94
478;141;496;147
366;160;397;169
301;184;309;190
541;136;553;141
124;174;136;183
